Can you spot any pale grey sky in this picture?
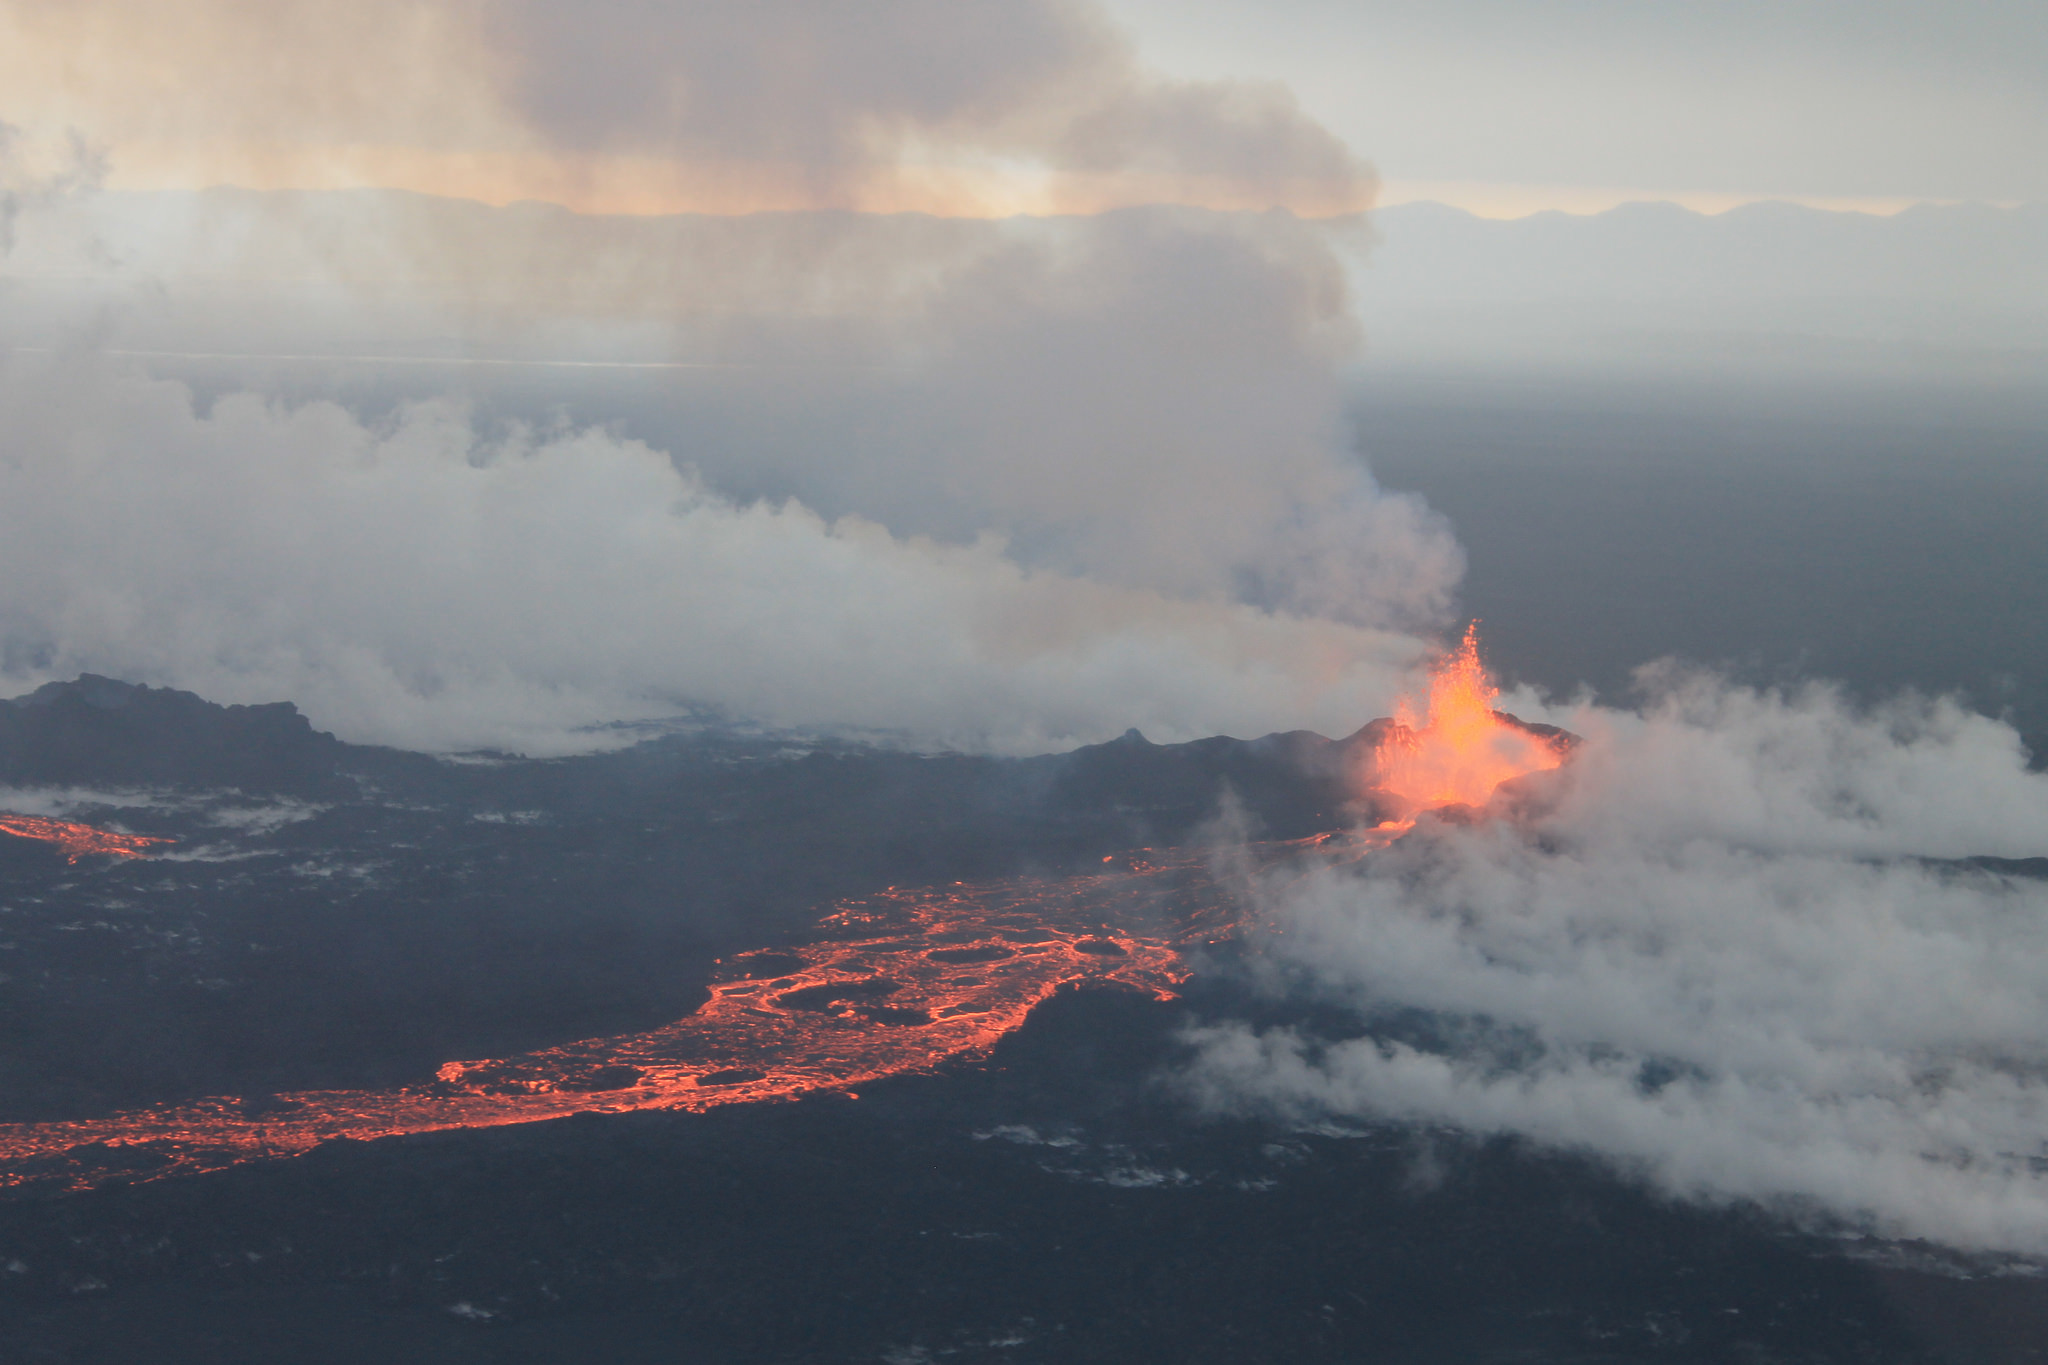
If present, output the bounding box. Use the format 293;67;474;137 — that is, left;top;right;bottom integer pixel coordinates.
1105;0;2048;212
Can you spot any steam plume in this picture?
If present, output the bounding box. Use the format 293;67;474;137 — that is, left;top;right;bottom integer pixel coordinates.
1188;672;2048;1255
0;345;1437;753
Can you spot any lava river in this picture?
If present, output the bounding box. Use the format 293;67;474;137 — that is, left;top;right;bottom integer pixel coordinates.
0;847;1244;1195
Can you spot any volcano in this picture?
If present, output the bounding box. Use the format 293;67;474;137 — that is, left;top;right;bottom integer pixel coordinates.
5;651;2027;1364
0;629;1576;1194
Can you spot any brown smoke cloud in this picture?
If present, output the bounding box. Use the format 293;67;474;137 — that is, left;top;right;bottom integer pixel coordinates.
0;0;1430;751
0;0;1372;215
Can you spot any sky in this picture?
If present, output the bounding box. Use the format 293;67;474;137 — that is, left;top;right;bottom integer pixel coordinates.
6;0;2040;217
1104;0;2048;214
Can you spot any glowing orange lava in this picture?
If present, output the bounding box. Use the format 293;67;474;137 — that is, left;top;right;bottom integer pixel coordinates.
0;813;174;862
0;848;1246;1195
1369;623;1565;816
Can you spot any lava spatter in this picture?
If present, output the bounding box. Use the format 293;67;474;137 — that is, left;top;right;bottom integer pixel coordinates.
0;847;1239;1194
0;813;174;863
1367;622;1566;819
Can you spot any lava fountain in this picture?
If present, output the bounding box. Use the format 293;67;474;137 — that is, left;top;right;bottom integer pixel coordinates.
1366;622;1568;819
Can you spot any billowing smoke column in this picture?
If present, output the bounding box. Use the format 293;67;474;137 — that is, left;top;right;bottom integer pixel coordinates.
0;206;1460;756
0;0;1442;755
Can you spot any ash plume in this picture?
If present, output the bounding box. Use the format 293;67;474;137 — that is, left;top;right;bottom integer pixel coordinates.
0;0;1370;215
0;0;1439;752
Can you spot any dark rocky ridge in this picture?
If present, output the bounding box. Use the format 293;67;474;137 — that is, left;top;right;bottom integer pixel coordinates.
0;676;351;798
1;675;1414;841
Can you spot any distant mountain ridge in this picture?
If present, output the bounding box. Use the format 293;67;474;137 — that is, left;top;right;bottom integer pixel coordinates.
1368;198;2048;308
8;188;2042;366
1356;198;2048;374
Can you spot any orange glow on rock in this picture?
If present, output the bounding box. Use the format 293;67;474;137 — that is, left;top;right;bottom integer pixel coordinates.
1370;623;1564;815
0;813;174;862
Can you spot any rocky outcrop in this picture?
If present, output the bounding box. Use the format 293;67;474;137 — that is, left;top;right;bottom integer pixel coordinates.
0;676;351;796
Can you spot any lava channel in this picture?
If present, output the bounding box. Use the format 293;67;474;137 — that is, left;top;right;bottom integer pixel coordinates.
0;847;1240;1195
0;813;174;863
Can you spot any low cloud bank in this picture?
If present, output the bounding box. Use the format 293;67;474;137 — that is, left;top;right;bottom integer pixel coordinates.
0;190;1460;754
1188;673;2048;1254
5;201;1467;634
0;351;1433;754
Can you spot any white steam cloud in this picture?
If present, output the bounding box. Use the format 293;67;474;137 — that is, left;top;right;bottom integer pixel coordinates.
0;0;1435;752
1;167;1460;753
1189;672;2048;1254
0;346;1442;754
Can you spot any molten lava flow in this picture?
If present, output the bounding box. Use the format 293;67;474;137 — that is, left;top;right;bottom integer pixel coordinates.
1370;623;1564;816
0;847;1249;1195
0;813;173;862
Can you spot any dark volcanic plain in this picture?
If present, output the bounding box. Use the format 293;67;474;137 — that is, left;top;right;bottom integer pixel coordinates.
2;678;2045;1364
